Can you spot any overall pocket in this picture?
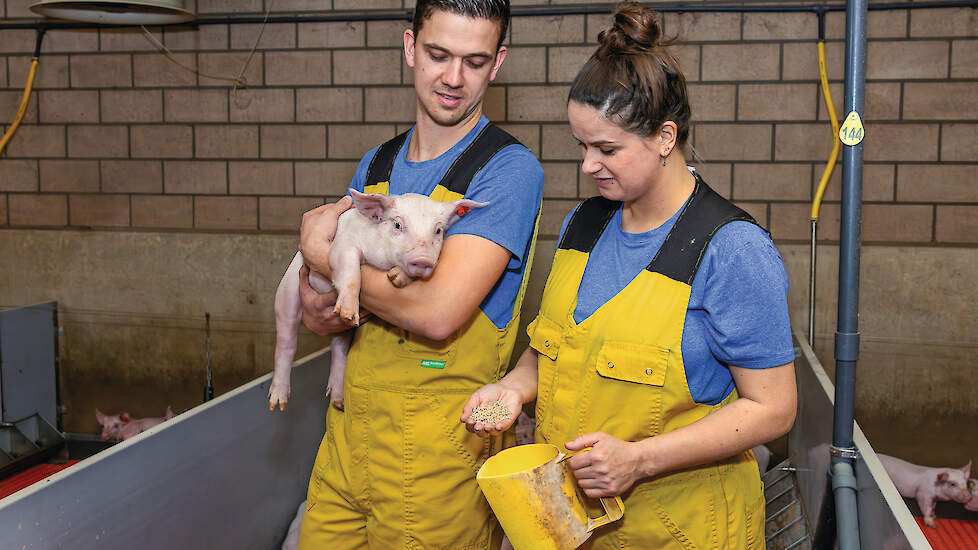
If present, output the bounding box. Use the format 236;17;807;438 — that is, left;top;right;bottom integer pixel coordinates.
402;394;492;549
588;340;670;438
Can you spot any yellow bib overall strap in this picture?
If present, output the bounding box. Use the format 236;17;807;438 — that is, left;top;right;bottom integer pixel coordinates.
527;176;767;549
301;124;536;550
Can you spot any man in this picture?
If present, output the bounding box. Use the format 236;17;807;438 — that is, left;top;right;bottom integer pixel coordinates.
295;0;544;547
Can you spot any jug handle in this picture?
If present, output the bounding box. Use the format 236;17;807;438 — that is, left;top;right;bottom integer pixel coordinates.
586;495;625;532
554;447;626;532
555;446;591;464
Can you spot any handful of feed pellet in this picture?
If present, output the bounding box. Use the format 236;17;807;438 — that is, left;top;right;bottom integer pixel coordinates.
470;401;513;425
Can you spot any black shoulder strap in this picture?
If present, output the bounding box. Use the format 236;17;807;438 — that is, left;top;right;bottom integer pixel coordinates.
557;196;620;253
437;123;521;195
363;124;521;196
647;173;760;284
364;130;410;188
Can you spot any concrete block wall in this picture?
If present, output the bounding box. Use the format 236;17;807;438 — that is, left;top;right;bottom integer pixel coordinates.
1;1;976;463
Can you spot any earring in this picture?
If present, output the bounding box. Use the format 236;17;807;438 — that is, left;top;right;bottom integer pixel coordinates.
660;148;670;166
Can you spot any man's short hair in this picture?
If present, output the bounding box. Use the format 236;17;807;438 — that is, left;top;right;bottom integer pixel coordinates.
412;0;511;51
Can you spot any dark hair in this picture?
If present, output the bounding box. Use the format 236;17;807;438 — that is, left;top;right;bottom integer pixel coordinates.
412;0;511;51
569;2;691;146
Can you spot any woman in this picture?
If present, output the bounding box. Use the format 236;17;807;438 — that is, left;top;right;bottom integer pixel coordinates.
461;3;797;547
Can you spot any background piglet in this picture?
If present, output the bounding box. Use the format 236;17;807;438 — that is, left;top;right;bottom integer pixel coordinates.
966;479;978;512
268;190;486;412
753;444;772;474
878;453;972;527
95;406;175;442
281;500;305;550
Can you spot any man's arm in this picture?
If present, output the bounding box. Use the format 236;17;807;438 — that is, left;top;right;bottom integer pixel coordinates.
357;233;511;341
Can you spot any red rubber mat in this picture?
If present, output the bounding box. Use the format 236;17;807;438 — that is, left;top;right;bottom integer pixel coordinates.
915;517;978;550
0;461;80;500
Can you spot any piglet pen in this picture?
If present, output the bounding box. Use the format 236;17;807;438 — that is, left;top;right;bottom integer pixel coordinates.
0;300;938;549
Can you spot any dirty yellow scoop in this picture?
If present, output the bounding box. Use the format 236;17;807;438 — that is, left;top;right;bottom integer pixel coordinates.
477;443;624;550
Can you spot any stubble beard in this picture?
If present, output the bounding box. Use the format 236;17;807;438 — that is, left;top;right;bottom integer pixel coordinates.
422;90;483;128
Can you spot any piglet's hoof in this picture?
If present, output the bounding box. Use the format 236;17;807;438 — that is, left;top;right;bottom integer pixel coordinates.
387;267;413;288
332;302;360;327
325;386;345;411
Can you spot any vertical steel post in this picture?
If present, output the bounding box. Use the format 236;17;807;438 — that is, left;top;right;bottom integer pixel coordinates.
832;0;868;547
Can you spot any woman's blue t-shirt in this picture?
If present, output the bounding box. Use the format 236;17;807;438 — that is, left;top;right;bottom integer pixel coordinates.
559;183;795;405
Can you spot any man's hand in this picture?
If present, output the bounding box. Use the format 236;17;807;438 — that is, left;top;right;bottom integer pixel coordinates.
298;264;370;335
298;195;354;276
564;432;645;498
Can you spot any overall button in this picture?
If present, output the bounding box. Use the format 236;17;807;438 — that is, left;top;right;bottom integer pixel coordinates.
645;368;653;376
544;340;551;347
607;361;615;369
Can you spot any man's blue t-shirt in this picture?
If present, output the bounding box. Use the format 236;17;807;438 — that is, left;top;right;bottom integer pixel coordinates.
559;178;794;405
349;116;544;329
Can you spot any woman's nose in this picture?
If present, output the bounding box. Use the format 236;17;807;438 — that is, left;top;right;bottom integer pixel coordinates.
581;149;601;174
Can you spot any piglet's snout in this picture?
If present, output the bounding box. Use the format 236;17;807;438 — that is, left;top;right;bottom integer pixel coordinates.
405;257;435;279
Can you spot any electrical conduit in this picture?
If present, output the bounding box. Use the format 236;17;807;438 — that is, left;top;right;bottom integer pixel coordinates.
0;29;44;158
809;20;842;348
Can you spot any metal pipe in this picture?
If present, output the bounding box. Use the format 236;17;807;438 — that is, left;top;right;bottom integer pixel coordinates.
809;220;817;348
832;0;868;544
203;312;214;403
1;1;977;30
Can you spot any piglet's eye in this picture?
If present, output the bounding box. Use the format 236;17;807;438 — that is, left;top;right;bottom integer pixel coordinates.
394;222;401;230
436;228;442;234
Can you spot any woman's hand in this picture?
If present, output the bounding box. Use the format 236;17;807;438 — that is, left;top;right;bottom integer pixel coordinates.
565;432;646;498
460;383;523;437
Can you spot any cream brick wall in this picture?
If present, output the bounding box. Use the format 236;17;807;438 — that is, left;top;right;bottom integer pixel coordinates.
1;3;977;451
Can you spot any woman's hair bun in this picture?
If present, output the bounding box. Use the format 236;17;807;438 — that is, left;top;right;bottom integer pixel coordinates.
597;1;664;53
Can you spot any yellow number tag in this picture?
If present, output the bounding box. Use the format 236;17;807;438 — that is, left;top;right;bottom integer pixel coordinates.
839;111;865;146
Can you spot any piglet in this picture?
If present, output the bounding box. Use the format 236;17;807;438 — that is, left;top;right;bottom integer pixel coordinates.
878;453;972;527
268;190;486;412
753;444;772;474
966;478;978;512
281;500;305;550
95;406;176;442
514;412;535;446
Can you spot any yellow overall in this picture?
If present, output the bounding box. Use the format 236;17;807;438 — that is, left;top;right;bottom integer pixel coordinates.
527;178;766;549
300;125;539;550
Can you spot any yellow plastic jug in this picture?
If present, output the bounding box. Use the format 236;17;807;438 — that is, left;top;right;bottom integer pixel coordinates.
477;443;624;550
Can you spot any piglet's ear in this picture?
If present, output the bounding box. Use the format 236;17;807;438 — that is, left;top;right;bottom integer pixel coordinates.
937;472;949;484
95;409;105;423
350;190;394;223
963;461;972;478
444;199;488;228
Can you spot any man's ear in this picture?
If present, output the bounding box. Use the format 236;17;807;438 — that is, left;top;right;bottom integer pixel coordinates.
350;190;394;222
489;46;507;81
404;29;416;68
